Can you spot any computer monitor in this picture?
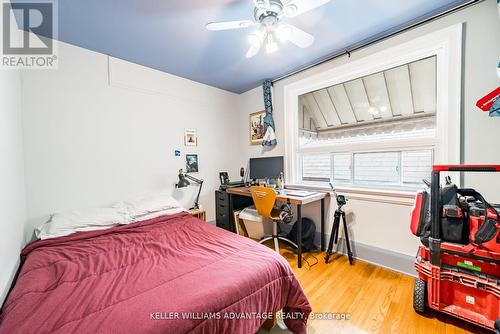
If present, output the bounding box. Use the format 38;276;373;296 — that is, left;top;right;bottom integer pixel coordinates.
249;156;284;180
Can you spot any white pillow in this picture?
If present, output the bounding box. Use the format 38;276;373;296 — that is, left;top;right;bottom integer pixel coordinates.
113;193;183;219
131;207;188;223
36;207;128;240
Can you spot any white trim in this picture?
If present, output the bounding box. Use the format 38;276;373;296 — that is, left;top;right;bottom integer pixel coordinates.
285;184;416;206
284;24;463;186
298;138;436;154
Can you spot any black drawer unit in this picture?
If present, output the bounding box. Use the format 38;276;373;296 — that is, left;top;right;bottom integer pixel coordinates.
215;190;253;232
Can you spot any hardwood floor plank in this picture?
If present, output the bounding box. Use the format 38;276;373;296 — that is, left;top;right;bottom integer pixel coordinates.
267;247;489;334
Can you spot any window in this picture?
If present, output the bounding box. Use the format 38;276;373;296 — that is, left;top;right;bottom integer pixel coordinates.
298;56;436;149
302;149;433;189
297;56;436;190
286;25;462;193
302;153;330;182
354;152;400;186
333;153;351;182
401;150;434;186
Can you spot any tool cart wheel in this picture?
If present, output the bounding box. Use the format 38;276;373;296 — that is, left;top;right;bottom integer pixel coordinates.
413;278;427;314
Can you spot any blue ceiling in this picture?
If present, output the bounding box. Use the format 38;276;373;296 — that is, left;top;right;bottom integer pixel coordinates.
19;0;470;93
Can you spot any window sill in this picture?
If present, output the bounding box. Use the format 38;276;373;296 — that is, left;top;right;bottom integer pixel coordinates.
285;183;417;206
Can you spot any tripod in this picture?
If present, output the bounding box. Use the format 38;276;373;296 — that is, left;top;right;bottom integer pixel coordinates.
324;185;354;265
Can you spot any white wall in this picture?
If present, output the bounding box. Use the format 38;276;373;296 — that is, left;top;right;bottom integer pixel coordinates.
234;0;500;259
0;9;27;306
0;70;26;305
21;41;239;240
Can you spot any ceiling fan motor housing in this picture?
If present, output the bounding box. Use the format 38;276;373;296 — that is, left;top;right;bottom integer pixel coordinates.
254;0;283;23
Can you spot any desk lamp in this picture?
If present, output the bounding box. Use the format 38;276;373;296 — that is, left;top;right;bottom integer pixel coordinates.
176;169;204;210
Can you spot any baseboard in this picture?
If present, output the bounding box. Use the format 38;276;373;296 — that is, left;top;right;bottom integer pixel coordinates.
314;232;416;277
211;219;416;276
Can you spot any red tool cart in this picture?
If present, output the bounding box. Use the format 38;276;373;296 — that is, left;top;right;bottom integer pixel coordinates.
411;165;500;333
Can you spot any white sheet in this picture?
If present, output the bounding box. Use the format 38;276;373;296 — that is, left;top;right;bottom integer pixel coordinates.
113;193;183;219
35;207;129;240
130;207;188;223
36;193;187;240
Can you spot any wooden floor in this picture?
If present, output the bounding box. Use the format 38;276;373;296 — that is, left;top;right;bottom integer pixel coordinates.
268;246;488;334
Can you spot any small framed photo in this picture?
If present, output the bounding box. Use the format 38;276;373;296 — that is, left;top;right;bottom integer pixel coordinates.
249;110;265;145
186;154;199;173
184;128;198;146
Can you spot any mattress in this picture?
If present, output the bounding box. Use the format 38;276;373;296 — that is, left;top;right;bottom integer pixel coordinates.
0;212;311;334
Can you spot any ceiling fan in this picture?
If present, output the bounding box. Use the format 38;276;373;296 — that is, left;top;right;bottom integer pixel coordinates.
206;0;331;58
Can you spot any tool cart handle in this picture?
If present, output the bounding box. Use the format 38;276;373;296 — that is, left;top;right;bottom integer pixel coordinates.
433;165;500;172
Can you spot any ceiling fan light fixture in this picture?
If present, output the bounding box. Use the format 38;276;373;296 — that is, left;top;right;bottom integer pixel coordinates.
249;31;265;47
265;34;279;54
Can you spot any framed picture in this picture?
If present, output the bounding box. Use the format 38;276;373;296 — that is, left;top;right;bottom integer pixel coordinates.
184;128;197;146
186;154;199;173
249;110;265;145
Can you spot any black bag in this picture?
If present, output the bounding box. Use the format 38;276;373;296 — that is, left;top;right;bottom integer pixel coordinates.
287;217;316;252
419;179;468;245
440;182;468;243
416;190;432;244
458;188;500;245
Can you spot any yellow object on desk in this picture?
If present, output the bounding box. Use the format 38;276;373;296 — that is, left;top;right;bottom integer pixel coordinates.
190;209;206;221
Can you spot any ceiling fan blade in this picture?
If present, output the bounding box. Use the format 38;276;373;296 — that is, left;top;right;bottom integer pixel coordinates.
283;0;331;18
206;20;257;31
253;0;270;10
287;25;314;48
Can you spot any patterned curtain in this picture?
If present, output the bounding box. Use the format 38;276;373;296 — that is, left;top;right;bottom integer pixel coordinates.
261;79;277;147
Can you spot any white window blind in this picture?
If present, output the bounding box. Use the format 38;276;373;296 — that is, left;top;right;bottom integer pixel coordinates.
298;56;437;149
401;150;433;185
301;149;433;189
302;153;330;181
333;153;351;182
354;152;400;185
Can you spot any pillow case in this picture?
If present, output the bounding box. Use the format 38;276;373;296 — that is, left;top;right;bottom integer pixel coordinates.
130;207;188;223
113;193;183;219
36;207;128;240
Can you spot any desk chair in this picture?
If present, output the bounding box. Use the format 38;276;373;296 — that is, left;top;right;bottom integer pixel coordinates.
250;186;298;253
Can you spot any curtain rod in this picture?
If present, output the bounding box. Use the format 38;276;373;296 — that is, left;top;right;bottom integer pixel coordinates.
272;0;483;84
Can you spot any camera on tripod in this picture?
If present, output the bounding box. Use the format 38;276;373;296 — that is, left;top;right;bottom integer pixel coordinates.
336;194;347;206
329;182;347;207
325;183;353;265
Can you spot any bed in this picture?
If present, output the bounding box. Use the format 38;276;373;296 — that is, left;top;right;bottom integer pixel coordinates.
0;211;311;334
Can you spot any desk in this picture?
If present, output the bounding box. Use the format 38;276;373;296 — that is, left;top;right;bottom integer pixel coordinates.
226;187;328;268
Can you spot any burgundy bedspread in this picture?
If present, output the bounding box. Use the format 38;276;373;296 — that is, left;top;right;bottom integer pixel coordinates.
0;212;311;334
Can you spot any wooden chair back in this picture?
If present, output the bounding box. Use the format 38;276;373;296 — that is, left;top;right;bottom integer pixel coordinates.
250;186;277;218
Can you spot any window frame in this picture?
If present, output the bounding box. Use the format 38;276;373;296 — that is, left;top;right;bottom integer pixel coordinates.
284;24;462;194
300;147;434;191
